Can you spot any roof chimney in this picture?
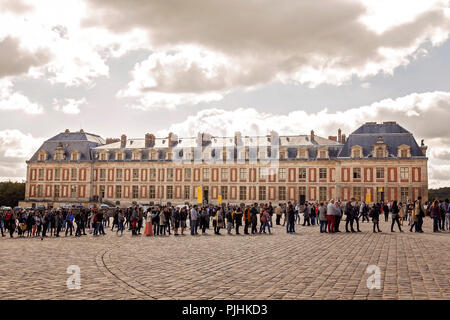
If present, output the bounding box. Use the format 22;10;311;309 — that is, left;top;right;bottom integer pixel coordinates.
79;129;84;133
65;129;70;133
145;133;155;148
234;131;242;146
338;128;342;143
168;132;178;147
120;134;127;148
105;137;120;145
341;134;346;144
310;130;315;142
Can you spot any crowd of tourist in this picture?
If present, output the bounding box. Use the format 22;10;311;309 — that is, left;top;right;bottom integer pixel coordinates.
0;197;449;239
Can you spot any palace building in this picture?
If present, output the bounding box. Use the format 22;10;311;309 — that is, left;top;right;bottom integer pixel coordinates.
20;122;429;208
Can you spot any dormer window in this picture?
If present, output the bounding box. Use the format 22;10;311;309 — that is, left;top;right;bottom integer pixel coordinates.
165;150;172;161
116;151;124;161
132;150;142;161
70;151;80;161
297;148;308;159
351;145;363;159
99;151;108;161
38;151;47;161
317;147;329;159
54;146;65;161
150;150;158;160
372;136;387;158
376;147;384;158
397;145;411;158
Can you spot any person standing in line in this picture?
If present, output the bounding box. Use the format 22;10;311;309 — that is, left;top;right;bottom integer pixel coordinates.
65;211;74;236
319;202;328;233
391;200;403;232
383;202;390;222
334;201;342;232
275;204;282;225
430;199;441;232
415;197;425;233
259;208;271;234
180;207;187;235
353;201;361;232
226;207;233;235
234;207;243;235
164;208;171;236
250;203;258;235
243;205;251;235
439;200;446;231
159;207;167;236
190;205;199;236
117;209;125;235
55;211;61;237
398;202;406;226
444;199;450;231
345;200;355;233
214;207;224;235
326;200;337;233
370;203;382;233
287;202;295;234
35;213;42;237
26;212;34;237
111;209;119;231
303;202;311;226
41;212;49;240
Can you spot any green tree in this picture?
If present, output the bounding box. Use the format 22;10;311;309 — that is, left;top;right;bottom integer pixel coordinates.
0;181;25;207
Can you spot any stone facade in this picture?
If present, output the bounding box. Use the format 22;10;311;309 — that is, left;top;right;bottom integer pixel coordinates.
21;122;428;208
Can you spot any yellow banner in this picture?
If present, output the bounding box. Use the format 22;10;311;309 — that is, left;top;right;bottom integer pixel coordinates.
365;193;371;203
218;194;222;204
197;186;202;203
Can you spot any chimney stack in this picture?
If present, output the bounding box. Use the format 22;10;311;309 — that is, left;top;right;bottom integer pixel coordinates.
310;130;315;142
120;134;127;148
65;129;70;133
338;128;342;143
168;132;178;147
105;138;120;145
144;133;155;148
341;134;346;144
234;131;242;146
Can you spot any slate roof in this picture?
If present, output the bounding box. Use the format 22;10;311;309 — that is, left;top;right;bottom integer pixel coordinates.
338;122;425;158
93;134;342;160
29;131;105;162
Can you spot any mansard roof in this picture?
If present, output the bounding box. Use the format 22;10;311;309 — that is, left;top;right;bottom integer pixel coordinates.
28;131;105;162
338;122;425;158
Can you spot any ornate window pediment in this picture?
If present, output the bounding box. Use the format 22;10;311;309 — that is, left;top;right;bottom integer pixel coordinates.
70;150;80;161
115;150;125;161
372;136;387;158
297;147;308;159
317;146;329;159
351;145;363;158
99;150;109;161
38;150;48;161
397;144;411;158
54;145;66;161
132;149;142;161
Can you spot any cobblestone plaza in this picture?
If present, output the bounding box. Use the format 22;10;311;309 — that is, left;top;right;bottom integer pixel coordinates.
1;218;449;300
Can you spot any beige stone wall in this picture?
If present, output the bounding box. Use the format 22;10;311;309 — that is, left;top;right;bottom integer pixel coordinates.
23;157;428;208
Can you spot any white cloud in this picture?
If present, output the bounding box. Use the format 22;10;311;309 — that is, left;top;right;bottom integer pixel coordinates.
0;129;44;180
157;91;450;188
84;0;450;108
0;79;43;114
53;97;87;114
0;0;149;86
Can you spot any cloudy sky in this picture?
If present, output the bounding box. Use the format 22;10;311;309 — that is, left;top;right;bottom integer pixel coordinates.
1;0;450;188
